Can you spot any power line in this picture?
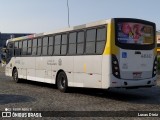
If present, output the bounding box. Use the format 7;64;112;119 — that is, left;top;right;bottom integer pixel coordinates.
67;0;70;27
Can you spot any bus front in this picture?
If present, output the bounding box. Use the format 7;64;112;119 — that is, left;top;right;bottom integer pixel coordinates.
110;18;157;88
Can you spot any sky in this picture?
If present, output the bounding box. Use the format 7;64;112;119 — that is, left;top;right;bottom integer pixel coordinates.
0;0;159;33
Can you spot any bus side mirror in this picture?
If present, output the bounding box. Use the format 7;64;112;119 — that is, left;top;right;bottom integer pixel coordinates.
1;54;6;61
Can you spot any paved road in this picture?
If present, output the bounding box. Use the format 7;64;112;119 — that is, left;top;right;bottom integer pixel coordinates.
0;66;160;119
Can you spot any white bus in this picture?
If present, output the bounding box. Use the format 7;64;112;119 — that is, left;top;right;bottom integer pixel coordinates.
2;18;157;92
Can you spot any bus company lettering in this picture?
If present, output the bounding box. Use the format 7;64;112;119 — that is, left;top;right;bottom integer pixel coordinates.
47;60;57;65
141;54;152;58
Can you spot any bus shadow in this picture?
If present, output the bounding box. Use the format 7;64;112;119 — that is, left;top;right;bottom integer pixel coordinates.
68;87;160;105
19;79;57;89
19;80;160;105
0;94;35;105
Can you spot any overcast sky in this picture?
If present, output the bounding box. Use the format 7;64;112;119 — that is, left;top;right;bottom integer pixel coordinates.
0;0;159;33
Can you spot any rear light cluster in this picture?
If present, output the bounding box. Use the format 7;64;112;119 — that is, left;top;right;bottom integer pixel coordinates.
152;56;157;77
112;55;120;78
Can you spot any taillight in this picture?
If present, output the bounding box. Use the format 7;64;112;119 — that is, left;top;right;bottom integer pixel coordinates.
152;56;157;77
112;55;120;78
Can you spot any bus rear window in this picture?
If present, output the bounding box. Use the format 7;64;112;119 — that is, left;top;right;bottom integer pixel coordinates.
117;22;154;45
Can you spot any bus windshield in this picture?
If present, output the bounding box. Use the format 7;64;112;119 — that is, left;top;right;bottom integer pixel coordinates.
117;22;154;45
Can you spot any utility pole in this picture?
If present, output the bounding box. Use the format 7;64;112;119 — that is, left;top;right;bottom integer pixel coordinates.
67;0;70;27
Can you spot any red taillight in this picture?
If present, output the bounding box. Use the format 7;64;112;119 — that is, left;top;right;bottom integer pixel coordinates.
112;55;120;78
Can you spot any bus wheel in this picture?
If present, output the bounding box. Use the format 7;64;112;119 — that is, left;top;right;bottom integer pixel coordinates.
13;69;20;83
57;72;68;93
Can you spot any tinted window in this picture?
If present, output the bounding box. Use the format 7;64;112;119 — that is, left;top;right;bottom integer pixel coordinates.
19;41;22;48
38;38;42;47
32;39;37;55
37;47;41;55
15;42;18;48
14;49;20;56
77;31;85;54
86;29;96;42
48;36;54;55
42;46;47;55
54;35;61;55
22;40;27;55
22;48;27;55
61;45;67;55
55;35;61;45
48;46;53;55
27;40;32;55
28;40;32;47
33;39;37;47
77;31;84;43
62;34;67;44
97;28;106;41
49;36;54;46
18;41;22;55
42;37;48;55
54;45;60;55
77;43;84;54
68;44;76;54
27;48;32;55
86;42;95;54
23;40;27;48
14;42;20;56
32;47;37;55
96;27;106;54
43;37;48;46
96;41;105;54
69;32;76;43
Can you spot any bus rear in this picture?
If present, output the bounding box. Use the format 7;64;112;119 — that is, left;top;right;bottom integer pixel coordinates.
157;35;160;55
109;18;157;88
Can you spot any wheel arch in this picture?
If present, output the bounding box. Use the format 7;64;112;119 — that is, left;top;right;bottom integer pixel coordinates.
55;69;66;85
12;67;17;77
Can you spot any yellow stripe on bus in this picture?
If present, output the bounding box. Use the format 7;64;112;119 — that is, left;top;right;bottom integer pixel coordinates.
103;20;119;55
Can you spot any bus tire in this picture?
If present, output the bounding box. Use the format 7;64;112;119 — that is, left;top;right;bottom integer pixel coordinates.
57;71;68;93
12;68;20;83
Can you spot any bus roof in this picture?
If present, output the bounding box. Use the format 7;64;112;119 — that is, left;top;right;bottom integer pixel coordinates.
8;19;111;42
7;18;155;42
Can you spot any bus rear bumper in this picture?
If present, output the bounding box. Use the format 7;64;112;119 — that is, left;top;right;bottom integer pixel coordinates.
109;75;157;88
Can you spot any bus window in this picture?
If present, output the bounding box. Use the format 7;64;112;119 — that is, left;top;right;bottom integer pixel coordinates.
96;27;106;54
27;40;32;55
42;37;48;55
14;42;19;56
77;31;84;54
37;38;42;55
86;29;96;54
61;34;67;55
68;32;76;55
54;35;61;55
22;40;27;55
48;36;54;55
32;39;37;55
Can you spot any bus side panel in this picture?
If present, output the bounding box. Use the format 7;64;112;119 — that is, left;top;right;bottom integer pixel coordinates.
44;57;53;83
35;57;45;82
53;56;74;86
14;57;23;79
25;57;36;81
74;56;102;88
101;55;111;89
